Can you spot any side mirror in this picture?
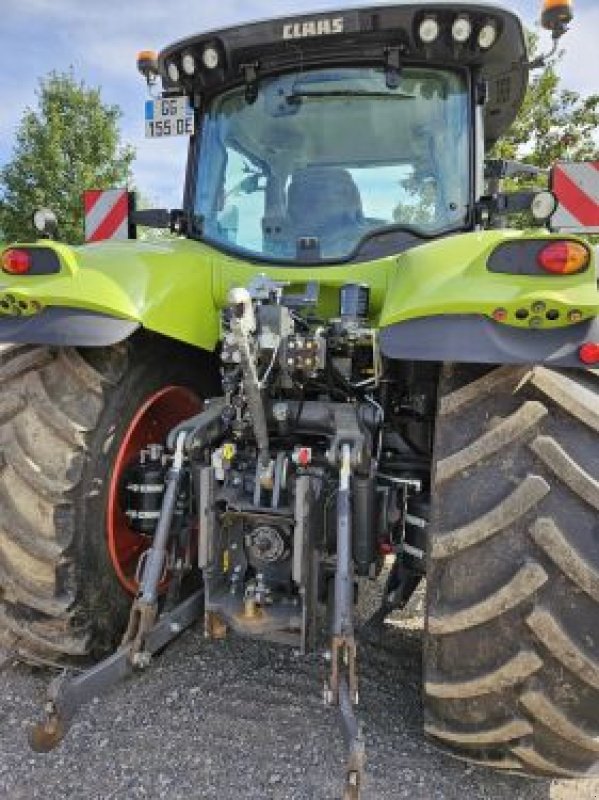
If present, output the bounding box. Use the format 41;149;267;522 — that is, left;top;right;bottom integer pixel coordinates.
541;0;573;38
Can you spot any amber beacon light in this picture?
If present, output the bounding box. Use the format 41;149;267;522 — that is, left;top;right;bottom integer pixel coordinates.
137;50;159;80
541;0;573;34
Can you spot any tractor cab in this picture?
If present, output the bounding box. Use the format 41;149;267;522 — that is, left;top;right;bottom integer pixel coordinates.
145;4;530;264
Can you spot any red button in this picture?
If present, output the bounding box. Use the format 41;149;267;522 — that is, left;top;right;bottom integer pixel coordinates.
297;447;311;467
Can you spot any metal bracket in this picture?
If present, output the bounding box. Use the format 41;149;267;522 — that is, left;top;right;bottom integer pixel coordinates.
485;159;548;181
475;79;489;106
241;62;260;104
384;46;402;89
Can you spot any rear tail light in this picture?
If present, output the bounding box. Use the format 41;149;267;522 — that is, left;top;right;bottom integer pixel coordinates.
579;343;599;365
537;241;589;275
1;249;32;275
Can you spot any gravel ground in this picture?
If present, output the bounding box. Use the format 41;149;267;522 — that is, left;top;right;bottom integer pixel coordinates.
1;595;598;800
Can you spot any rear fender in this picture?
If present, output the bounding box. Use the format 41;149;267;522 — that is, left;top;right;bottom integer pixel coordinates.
379;230;599;367
0;239;220;349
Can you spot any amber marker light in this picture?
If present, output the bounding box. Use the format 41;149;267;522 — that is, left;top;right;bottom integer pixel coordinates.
2;248;32;275
537;241;589;275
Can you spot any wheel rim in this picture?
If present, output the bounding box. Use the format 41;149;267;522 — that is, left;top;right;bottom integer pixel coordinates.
107;386;202;595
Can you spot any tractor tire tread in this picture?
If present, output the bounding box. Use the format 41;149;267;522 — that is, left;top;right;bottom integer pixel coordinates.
0;344;117;662
425;364;599;778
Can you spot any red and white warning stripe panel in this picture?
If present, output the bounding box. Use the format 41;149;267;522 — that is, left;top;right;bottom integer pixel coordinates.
84;189;132;243
550;161;599;233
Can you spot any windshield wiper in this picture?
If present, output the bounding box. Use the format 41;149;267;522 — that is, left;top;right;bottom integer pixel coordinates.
287;90;415;102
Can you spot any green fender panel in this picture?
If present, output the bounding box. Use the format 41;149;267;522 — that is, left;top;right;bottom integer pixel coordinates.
379;230;598;330
0;239;220;350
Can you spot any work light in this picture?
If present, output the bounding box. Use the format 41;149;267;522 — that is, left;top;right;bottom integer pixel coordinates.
418;17;440;44
478;22;498;49
181;53;196;76
531;191;558;221
167;61;180;82
202;46;220;70
33;208;58;238
452;15;472;43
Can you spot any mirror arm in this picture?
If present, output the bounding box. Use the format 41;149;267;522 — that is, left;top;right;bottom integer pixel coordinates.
526;36;560;71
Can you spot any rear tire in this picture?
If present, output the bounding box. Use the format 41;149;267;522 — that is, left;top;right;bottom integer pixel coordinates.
424;364;599;778
0;338;217;665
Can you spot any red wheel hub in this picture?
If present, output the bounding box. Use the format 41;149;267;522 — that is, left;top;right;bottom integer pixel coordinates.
107;386;202;595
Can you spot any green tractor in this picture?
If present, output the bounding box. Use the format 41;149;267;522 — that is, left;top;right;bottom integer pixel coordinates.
1;0;598;790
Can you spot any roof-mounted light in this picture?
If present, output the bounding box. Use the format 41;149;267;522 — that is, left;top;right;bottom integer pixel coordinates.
452;15;472;43
478;21;498;50
136;50;159;80
418;17;440;45
166;61;180;83
202;45;220;70
181;52;196;76
541;0;573;34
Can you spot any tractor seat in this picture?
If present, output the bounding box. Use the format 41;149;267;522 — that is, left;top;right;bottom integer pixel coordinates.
286;167;364;236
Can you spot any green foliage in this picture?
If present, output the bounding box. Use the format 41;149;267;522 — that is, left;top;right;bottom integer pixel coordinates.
0;71;134;244
491;34;599;234
492;34;599;171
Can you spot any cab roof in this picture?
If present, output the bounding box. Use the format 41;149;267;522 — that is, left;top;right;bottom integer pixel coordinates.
159;3;529;146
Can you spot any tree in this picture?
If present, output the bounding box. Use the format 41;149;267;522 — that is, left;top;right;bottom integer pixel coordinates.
490;34;599;232
0;71;134;244
492;33;599;172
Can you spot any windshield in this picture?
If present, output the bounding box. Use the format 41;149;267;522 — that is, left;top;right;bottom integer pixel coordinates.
193;66;470;263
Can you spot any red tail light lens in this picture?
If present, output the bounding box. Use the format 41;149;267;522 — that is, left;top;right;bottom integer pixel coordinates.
537;241;589;275
1;248;32;275
579;343;599;365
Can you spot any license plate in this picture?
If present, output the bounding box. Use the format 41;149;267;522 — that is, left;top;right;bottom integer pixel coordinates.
145;97;195;138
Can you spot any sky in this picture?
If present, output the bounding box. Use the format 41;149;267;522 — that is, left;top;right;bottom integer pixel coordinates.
0;0;597;209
